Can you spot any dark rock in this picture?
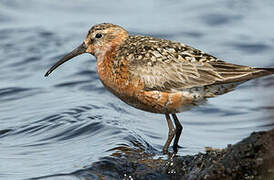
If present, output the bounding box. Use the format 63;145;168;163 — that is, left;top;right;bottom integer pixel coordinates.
77;129;274;180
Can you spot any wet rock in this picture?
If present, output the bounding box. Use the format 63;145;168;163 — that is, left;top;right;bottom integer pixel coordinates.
83;129;274;180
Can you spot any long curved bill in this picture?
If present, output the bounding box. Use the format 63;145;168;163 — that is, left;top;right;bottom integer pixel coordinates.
45;42;87;77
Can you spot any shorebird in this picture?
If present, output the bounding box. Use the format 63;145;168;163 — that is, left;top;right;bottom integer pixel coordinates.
45;23;274;154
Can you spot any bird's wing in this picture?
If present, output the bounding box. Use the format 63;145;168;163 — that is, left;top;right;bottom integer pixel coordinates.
123;36;266;91
130;59;261;91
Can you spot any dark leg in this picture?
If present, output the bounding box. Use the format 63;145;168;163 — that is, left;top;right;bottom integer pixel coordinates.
171;114;183;153
163;114;175;154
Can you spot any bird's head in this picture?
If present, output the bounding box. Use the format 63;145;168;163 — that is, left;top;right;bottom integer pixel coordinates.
45;23;128;76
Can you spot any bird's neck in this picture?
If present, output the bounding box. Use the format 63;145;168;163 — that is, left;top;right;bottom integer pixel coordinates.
96;33;128;65
96;44;124;87
96;42;141;98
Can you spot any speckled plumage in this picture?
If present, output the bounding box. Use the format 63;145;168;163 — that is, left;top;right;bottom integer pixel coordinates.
45;23;274;153
115;35;270;92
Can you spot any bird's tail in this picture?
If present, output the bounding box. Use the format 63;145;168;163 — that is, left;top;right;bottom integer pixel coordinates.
255;68;274;74
253;68;274;78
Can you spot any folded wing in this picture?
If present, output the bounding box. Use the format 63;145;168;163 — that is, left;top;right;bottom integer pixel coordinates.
127;42;270;92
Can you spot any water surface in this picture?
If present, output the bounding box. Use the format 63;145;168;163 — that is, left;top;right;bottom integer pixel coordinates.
1;0;274;179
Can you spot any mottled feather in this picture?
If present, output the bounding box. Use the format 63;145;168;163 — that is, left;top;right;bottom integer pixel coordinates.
115;35;271;92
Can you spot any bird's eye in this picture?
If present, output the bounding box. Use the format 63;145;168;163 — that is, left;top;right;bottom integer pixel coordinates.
95;33;102;38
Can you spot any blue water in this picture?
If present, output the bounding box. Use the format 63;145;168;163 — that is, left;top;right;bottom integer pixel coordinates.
1;0;274;179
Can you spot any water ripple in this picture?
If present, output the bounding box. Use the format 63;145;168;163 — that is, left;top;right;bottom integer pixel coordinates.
228;42;271;53
1;0;274;179
0;87;40;101
201;13;242;26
